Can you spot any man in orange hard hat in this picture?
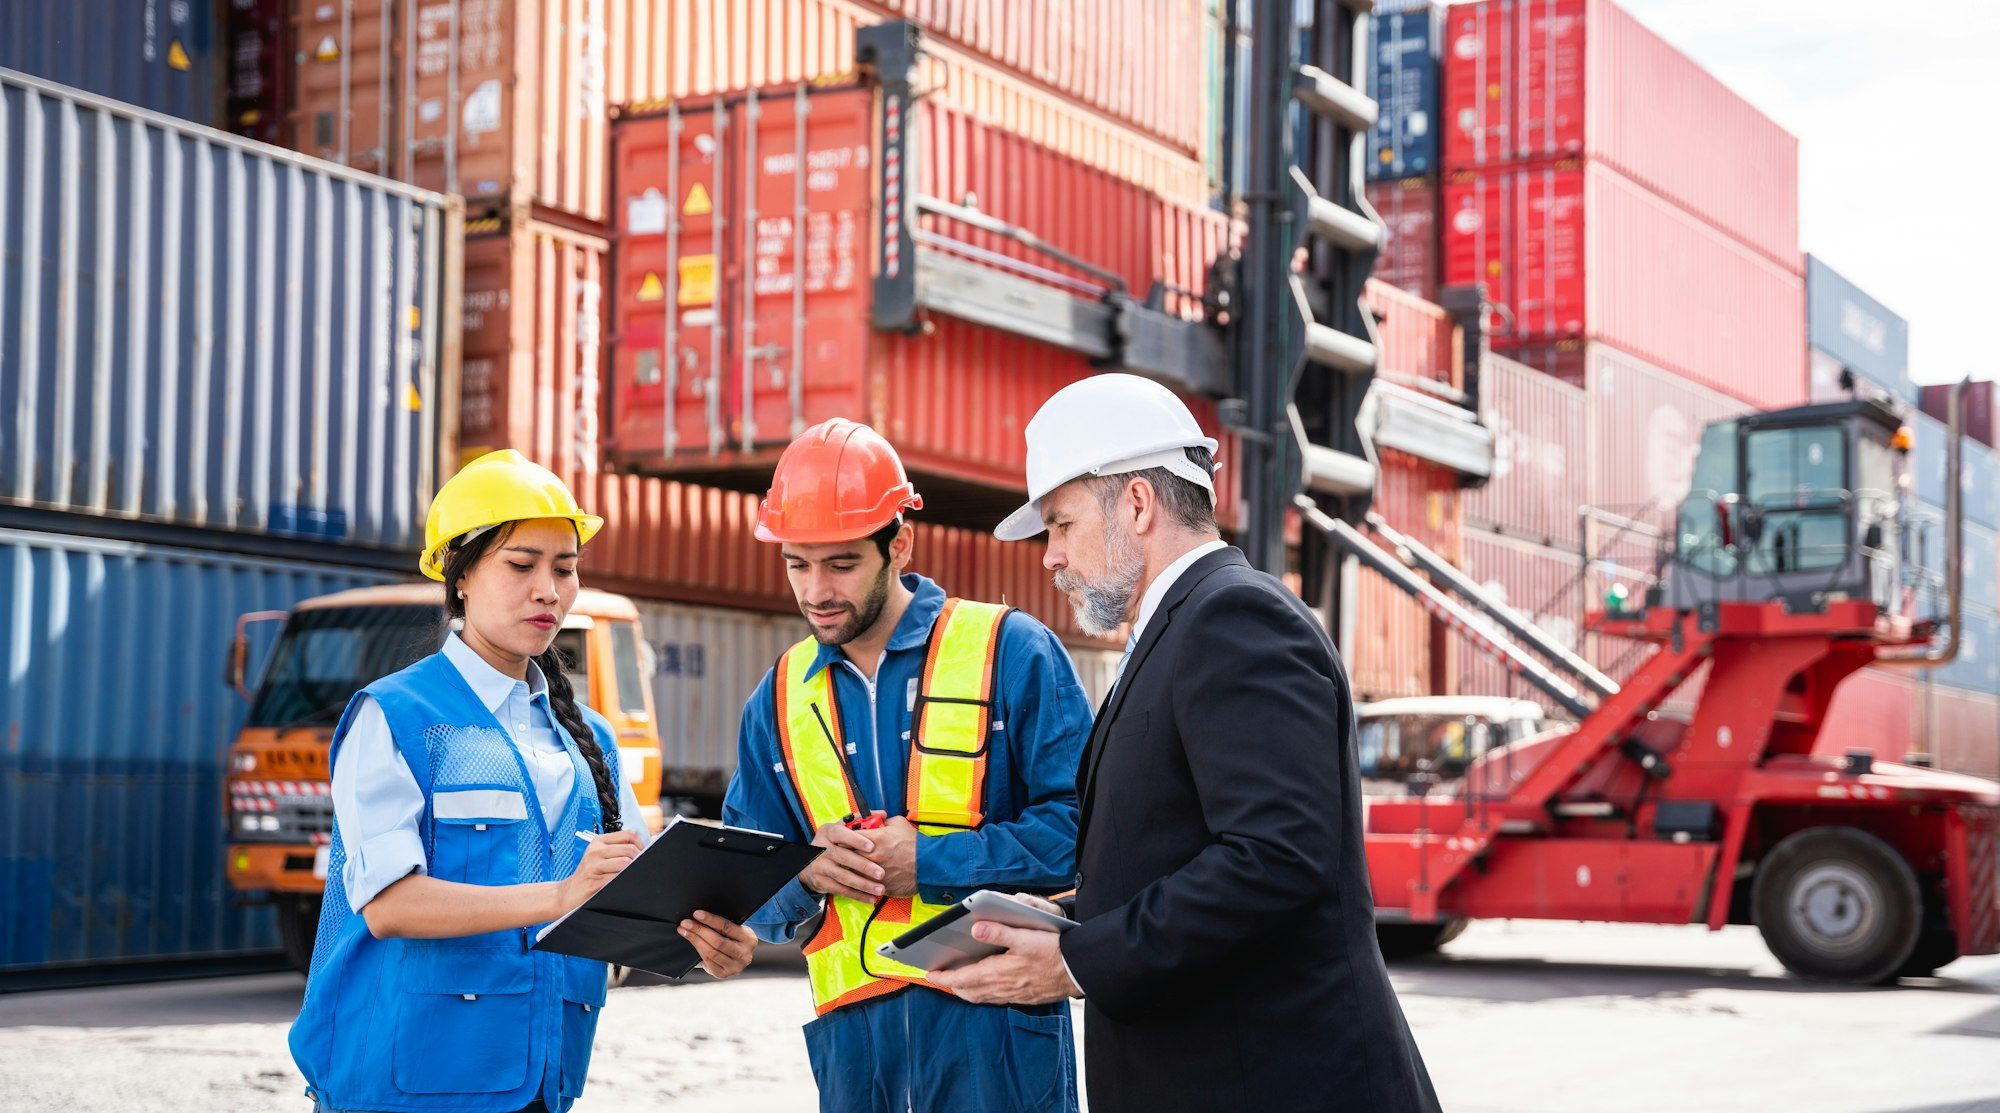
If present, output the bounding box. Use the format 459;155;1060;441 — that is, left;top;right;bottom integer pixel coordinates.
722;417;1091;1112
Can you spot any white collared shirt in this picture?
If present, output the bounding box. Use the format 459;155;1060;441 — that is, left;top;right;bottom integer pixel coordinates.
329;633;646;911
1130;539;1228;646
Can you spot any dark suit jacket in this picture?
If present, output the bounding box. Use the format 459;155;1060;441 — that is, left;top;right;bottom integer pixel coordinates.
1060;547;1440;1113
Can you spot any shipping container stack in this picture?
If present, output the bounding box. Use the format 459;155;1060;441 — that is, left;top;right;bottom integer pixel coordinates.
1801;259;2000;779
252;1;1233;789
1363;0;1442;302
0;59;458;975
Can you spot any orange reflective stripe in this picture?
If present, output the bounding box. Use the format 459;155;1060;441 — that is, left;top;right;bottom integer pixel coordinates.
813;976;908;1017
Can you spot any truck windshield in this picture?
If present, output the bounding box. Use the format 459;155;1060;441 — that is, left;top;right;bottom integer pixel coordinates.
248;605;443;728
1357;714;1509;781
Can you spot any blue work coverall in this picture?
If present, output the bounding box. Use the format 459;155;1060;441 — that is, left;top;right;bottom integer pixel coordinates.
724;573;1092;1112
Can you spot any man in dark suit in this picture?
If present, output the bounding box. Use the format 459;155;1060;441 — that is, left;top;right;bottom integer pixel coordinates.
933;374;1440;1113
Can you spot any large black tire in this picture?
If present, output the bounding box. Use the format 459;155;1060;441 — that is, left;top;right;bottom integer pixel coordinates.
279;894;321;975
1752;827;1921;985
1375;918;1468;962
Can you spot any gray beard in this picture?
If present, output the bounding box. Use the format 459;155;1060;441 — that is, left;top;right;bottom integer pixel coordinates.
1054;524;1145;637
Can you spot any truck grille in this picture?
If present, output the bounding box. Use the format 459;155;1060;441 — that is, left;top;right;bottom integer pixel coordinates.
230;780;335;843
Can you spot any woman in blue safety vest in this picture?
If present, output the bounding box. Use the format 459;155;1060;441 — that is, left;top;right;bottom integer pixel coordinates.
290;450;758;1113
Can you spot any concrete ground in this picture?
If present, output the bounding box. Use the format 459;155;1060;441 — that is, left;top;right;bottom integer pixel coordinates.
1;921;1997;1112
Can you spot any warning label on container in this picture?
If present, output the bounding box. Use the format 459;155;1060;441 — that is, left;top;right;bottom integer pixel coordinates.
677;255;716;307
636;272;665;303
314;35;340;61
628;188;668;235
464;80;503;136
683;182;712;216
167;41;191;71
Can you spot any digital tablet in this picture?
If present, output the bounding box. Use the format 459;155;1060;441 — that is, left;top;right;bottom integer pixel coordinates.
876;890;1076;972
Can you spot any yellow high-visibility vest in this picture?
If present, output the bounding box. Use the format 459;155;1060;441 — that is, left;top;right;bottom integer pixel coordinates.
773;598;1010;1015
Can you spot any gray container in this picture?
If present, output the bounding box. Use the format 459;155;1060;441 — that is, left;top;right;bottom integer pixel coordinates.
1805;255;1914;406
634;598;1121;806
0;67;461;551
0;527;393;974
0;0;227;127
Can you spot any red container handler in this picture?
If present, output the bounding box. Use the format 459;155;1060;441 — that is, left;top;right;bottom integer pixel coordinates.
1811;668;1917;766
1455;528;1586;710
1441;0;1799;269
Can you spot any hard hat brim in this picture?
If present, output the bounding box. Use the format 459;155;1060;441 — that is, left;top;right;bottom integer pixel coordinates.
419;512;604;581
994;500;1048;542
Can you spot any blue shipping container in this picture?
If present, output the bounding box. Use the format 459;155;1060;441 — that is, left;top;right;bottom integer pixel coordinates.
0;528;395;972
0;68;458;551
1906;502;1999;615
1931;605;2000;695
1914;413;2000;529
0;0;225;127
1365;1;1441;181
1805;255;1914;406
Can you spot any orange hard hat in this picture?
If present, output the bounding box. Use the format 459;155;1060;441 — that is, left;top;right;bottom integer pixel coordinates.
754;418;923;543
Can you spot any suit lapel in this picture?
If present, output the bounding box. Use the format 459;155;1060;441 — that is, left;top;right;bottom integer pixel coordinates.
1075;547;1246;846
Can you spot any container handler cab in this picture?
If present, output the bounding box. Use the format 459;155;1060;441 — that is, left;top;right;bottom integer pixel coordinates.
222;583;666;973
1306;384;2000;983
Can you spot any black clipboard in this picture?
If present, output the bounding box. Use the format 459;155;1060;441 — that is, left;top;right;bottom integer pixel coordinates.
532;819;821;979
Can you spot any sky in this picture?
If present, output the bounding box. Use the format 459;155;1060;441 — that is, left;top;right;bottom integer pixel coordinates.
1603;0;2000;385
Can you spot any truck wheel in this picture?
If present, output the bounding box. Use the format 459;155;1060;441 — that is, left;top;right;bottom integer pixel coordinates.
1896;929;1960;979
278;895;321;975
1752;827;1920;985
1375;918;1468;962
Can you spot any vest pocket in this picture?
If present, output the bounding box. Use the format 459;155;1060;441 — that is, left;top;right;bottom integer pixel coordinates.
431;786;529;883
558;956;609;1098
392;941;535;1094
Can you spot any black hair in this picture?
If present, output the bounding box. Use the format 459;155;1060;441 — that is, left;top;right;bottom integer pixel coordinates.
867;516;905;559
1084;446;1219;532
441;524;622;832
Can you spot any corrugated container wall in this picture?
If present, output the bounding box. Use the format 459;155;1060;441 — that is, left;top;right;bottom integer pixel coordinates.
1805;255;1914;405
1913;414;2000;530
0;70;459;551
1906;506;1999;617
1442;161;1805;409
1467;352;1586;546
1456;528;1585;711
1581;343;1746;535
1442;0;1799;269
1366;279;1460;393
1816;668;1916;764
1920;382;1995;449
635;597;1125;804
1365;1;1440;181
609;0;1213;205
289;0;613;223
1930;607;2000;696
1923;685;2000;781
1366;179;1438;302
607;84;1231;518
1347;450;1459;702
0;0;227;127
0;529;394;972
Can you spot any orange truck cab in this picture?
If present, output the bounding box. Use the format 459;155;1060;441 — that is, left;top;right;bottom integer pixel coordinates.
223;583;665;972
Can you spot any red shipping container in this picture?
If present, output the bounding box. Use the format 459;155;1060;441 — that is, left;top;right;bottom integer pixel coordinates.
1366;178;1438;303
1922;683;2000;781
289;0;397;178
1456;528;1586;710
1366;279;1459;394
1579;342;1747;537
459;218;611;482
608;83;1233;527
1443;161;1806;410
1921;381;1996;449
1467;352;1587;546
1441;0;1799;269
1348;450;1459;702
609;0;1213;206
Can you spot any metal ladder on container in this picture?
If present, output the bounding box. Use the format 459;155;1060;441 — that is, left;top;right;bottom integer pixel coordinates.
1293;496;1619;720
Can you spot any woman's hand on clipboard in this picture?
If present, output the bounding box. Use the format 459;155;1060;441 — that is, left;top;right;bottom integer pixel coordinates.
556;829;644;912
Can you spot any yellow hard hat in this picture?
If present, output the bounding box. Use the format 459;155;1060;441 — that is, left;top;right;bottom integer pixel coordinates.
419;450;604;581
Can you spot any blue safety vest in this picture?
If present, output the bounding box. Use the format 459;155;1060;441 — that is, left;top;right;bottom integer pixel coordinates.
289;651;622;1113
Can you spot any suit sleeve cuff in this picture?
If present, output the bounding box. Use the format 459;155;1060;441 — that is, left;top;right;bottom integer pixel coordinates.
344;828;428;912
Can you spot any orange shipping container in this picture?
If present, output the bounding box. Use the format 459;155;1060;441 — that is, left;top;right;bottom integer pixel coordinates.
290;0;614;223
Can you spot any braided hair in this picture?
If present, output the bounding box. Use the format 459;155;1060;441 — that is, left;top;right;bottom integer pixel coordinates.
441;524;624;832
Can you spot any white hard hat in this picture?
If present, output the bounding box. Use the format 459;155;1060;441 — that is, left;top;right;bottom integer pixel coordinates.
995;373;1220;541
